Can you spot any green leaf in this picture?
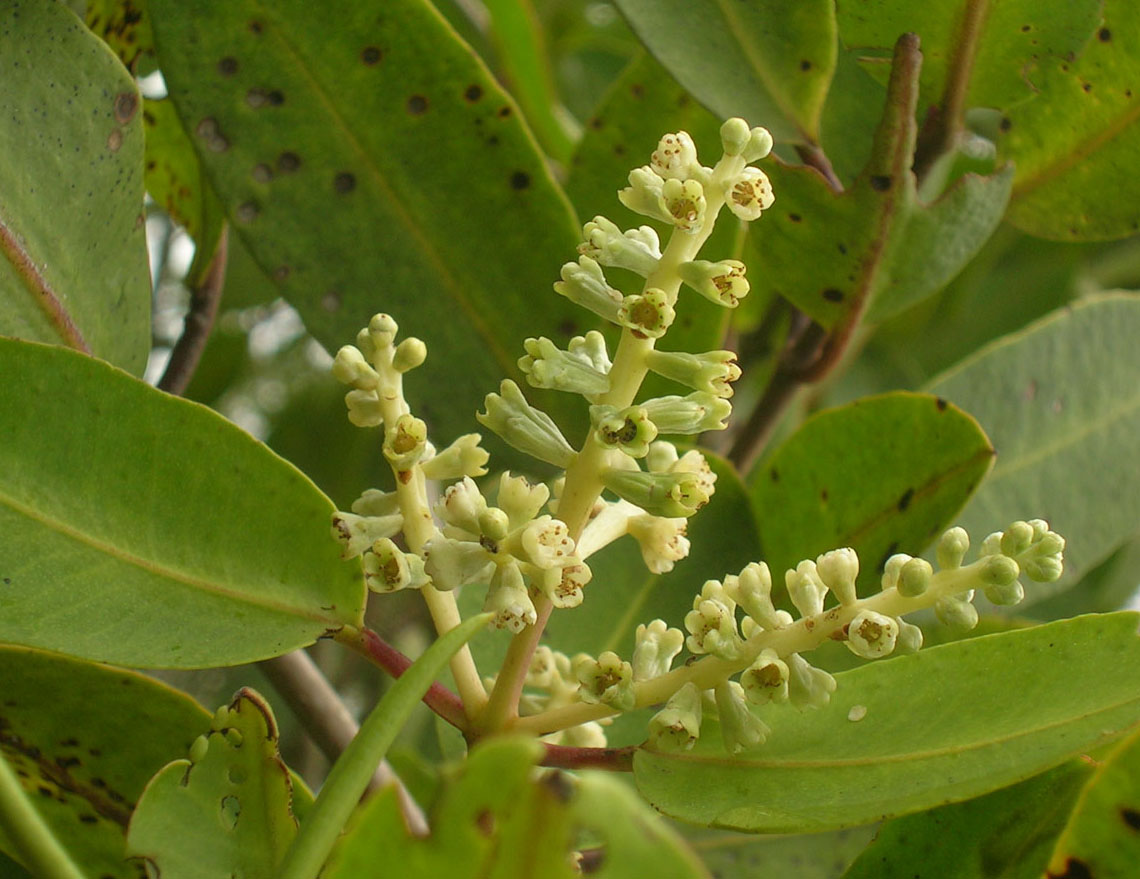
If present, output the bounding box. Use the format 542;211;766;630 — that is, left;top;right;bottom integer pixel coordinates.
0;0;150;374
147;0;585;444
750;392;993;591
324;736;709;879
1028;537;1140;621
748;37;1012;329
837;0;1102;114
926;294;1140;596
634;613;1140;833
1001;1;1140;240
0;646;212;878
614;0;837;145
86;0;157;74
1047;723;1140;879
685;823;875;879
841;763;1092;879
127;689;303;879
0;338;364;668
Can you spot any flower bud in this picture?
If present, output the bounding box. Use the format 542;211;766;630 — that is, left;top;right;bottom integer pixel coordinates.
632;620;685;681
553;256;624;324
740;648;789;705
983;577;1025;606
786;653;836;710
519;334;611;397
980;554;1020;588
641;392;732;434
437;477;488;535
601;468;710;518
496;472;550;528
526;645;562;689
421;433;489;480
816;548;859;606
363;538;430;593
786;560;827;618
648;682;702;751
742;126;774;163
645;348;741;397
477;380;576;468
477;507;510;541
724;166;774;221
367;313;399;352
578;216;662;276
618;166;672;225
651;131;699;180
590;404;658;457
898;557;933;597
344;389;383;427
618;288;676;339
715;680;770;754
391;337;427;373
720;118;752;157
728;562;794;630
895;619;924;654
484;564;537;632
678;259;749;307
562;722;608;749
574;651;635;710
935;592;979;629
332;345;379;389
662;177;707;231
937;526;970;570
880;553;913;592
846;610;899;659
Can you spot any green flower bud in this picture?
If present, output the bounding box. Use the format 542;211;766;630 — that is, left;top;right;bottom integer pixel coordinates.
644;348;741;397
632;619;685;681
562;722;608;749
477;380;576;468
601;467;710;518
1015;522;1066;582
363;538;431;593
344;389;383;428
715;680;771;754
332;345;379;389
678;259;749;307
368;313;399;352
786;653;836;710
618;288;676;339
421;433;489;480
980;554;1020;587
590;404;658;458
648;682;702;752
383;414;428;471
895;619;924;654
618;166;673;225
553;256;624;324
740;648;790;705
786;559;827;618
391;337;427;373
651;131;699;179
983;577;1025;606
484;564;538;633
526;645;565;689
578;216;662;277
189;734;209;764
727;562;794;631
937;526;970;570
1000;521;1035;557
662;177;707;231
423;536;495;590
720;118;752;157
899;557;934;597
645;440;679;473
574;651;635;710
331;510;403;559
880;553;913;592
816;548;859;606
724;166;774;221
935;592;979;630
641;392;732;434
846;610;899;659
742;126;774;163
519;333;611;397
351;488;400;517
478;507;510;541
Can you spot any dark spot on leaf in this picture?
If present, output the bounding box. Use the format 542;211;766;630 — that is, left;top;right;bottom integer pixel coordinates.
821;489;828;502
196;117;219;138
789;212;802;222
1120;806;1140;830
267;90;285;106
497;105;512;118
510;171;530;190
407;94;428;114
272;266;291;284
837;242;847;254
107;129;123;152
589;116;604;130
464;84;483;102
88;748;101;757
822;288;843;302
251;163;273;183
898;488;914;511
613;143;625;155
558;319;577;336
1126;89;1133;98
999;116;1012;132
1099;27;1112;41
870;174;891;192
630;83;644;98
79;814;98;824
277;151;301;173
248;20;263;34
800;59;812;71
113;92;138;124
936;397;948;411
92;778;107;788
57;756;81;769
1047;858;1093;879
217;56;239;77
1020;24;1031;32
360;46;382;65
37;785;53;797
236;202;259;223
487;135;499;146
321;290;341;311
334;172;356;193
770;468;779;482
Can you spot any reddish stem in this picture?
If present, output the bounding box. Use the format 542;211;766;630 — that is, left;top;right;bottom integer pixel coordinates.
541;743;636;772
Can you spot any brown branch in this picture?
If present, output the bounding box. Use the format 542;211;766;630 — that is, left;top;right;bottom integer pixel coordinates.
157;224;229;394
258;650;428;835
794;142;844;193
541;743;635;773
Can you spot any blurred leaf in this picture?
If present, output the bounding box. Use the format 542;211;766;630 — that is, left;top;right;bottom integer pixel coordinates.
85;0;156;74
750;392;993;590
325;736;709;879
816;47;887;186
1027;536;1140;621
1002;1;1140;240
148;0;586;445
615;0;837;145
127;689;302;879
842;762;1092;879
1047;723;1140;879
0;0;150;374
926;294;1140;597
0;647;210;878
634;612;1140;833
686;823;875;879
837;0;1102;114
0;338;364;668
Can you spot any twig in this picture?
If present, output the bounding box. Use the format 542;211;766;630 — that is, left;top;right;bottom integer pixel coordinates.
794;142;844;193
258;650;428;835
157;224;229;394
541;743;635;772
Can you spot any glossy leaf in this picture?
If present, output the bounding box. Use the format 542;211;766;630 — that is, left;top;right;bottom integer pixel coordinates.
926;294;1140;595
842;763;1091;879
686;824;875;879
0;647;211;878
750;392;993;590
837;0;1102;114
127;689;302;879
634;613;1140;833
0;338;364;668
615;0;837;145
1002;1;1140;240
1047;724;1140;879
748;37;1012;330
0;0;150;374
147;0;585;443
325;736;709;879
